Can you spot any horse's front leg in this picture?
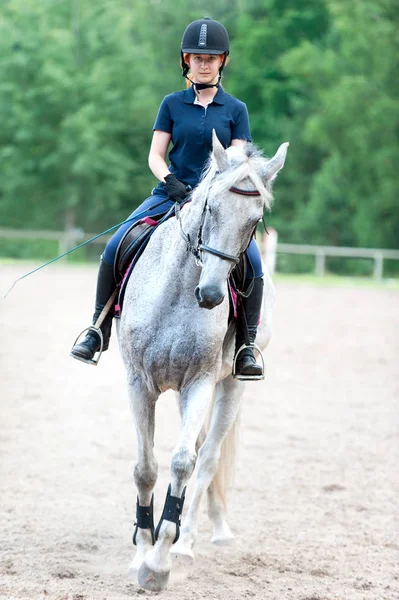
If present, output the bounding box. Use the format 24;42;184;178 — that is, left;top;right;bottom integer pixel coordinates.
138;377;215;591
173;375;242;560
127;378;159;575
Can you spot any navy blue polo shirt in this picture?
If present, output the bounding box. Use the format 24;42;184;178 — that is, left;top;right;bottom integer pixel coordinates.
153;85;251;191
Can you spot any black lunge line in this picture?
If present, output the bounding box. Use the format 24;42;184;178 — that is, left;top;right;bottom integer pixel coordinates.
1;198;173;302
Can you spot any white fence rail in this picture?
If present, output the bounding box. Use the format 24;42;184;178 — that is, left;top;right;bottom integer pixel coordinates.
273;243;399;280
1;227;399;281
0;227;110;257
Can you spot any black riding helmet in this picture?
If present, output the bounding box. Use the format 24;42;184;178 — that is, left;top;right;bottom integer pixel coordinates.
181;17;230;90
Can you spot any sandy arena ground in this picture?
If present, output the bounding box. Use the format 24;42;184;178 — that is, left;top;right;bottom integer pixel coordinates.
0;263;398;600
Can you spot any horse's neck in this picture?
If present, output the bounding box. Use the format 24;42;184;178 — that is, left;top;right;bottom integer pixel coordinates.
179;191;206;240
148;192;205;288
149;193;204;280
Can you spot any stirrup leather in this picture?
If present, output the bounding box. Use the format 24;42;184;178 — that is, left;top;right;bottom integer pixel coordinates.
70;326;104;366
70;288;118;366
232;342;265;381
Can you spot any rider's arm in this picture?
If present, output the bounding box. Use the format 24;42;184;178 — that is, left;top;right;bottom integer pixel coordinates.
231;102;252;146
148;130;172;183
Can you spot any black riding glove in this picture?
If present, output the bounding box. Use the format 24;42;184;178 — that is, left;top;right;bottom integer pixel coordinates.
164;174;188;203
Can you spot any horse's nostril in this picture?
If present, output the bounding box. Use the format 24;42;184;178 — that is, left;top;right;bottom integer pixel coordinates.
194;287;202;304
195;285;224;309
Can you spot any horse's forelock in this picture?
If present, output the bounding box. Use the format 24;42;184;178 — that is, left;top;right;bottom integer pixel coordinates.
195;143;273;209
243;143;264;159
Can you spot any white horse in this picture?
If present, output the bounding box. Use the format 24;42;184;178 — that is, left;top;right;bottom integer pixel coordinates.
117;132;288;591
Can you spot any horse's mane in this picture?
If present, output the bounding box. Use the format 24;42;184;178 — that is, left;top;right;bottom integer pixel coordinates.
194;143;273;210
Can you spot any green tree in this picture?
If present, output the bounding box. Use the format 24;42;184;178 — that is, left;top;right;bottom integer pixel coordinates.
224;0;330;240
281;0;399;248
0;0;398;262
0;0;159;232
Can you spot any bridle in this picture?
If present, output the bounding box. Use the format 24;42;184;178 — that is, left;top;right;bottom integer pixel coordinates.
175;183;262;267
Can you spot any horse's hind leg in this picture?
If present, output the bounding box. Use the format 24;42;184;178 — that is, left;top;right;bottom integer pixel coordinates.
207;463;236;545
173;375;242;560
127;378;159;574
138;377;215;591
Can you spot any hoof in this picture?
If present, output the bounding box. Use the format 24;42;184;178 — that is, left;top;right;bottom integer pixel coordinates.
137;561;170;592
128;565;138;577
211;533;236;546
128;546;149;576
170;543;195;565
128;557;142;577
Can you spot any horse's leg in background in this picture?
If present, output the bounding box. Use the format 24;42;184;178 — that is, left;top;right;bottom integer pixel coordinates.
172;375;242;561
206;447;237;545
138;377;215;591
127;377;159;574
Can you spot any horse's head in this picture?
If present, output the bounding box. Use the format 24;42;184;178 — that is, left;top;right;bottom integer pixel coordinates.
194;131;289;309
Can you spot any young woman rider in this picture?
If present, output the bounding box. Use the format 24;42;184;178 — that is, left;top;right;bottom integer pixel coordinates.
71;17;264;378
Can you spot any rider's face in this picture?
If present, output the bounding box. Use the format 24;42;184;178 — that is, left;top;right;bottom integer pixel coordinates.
188;54;223;85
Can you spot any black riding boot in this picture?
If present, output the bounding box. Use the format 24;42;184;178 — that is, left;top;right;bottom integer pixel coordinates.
70;259;117;364
235;277;264;378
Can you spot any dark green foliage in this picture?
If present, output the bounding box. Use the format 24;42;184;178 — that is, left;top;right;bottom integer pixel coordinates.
0;0;398;271
276;254;315;274
0;239;59;261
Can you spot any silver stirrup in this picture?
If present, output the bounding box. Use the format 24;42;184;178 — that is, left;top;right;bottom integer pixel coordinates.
70;326;104;366
232;343;265;381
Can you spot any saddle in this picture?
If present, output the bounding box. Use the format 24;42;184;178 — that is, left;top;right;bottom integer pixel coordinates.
114;216;163;314
114;217;159;282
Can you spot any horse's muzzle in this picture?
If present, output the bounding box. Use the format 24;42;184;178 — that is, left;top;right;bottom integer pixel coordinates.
195;285;224;310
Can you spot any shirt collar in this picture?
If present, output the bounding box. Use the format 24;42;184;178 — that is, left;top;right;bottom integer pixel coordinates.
182;85;225;105
194;96;212;108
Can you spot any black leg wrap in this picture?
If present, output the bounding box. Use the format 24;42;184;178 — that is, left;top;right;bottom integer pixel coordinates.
132;494;155;546
154;484;186;544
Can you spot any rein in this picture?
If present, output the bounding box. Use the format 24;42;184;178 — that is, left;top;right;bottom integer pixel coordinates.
175;182;261;267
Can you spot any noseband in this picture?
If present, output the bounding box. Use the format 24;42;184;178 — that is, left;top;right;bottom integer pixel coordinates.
176;184;261;266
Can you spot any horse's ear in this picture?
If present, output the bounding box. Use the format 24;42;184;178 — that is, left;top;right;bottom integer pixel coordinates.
263;142;289;183
212;130;230;172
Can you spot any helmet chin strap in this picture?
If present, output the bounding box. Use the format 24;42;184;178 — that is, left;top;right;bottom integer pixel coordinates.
184;74;221;93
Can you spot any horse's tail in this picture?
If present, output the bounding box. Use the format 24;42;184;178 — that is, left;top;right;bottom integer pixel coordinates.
212;406;240;510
